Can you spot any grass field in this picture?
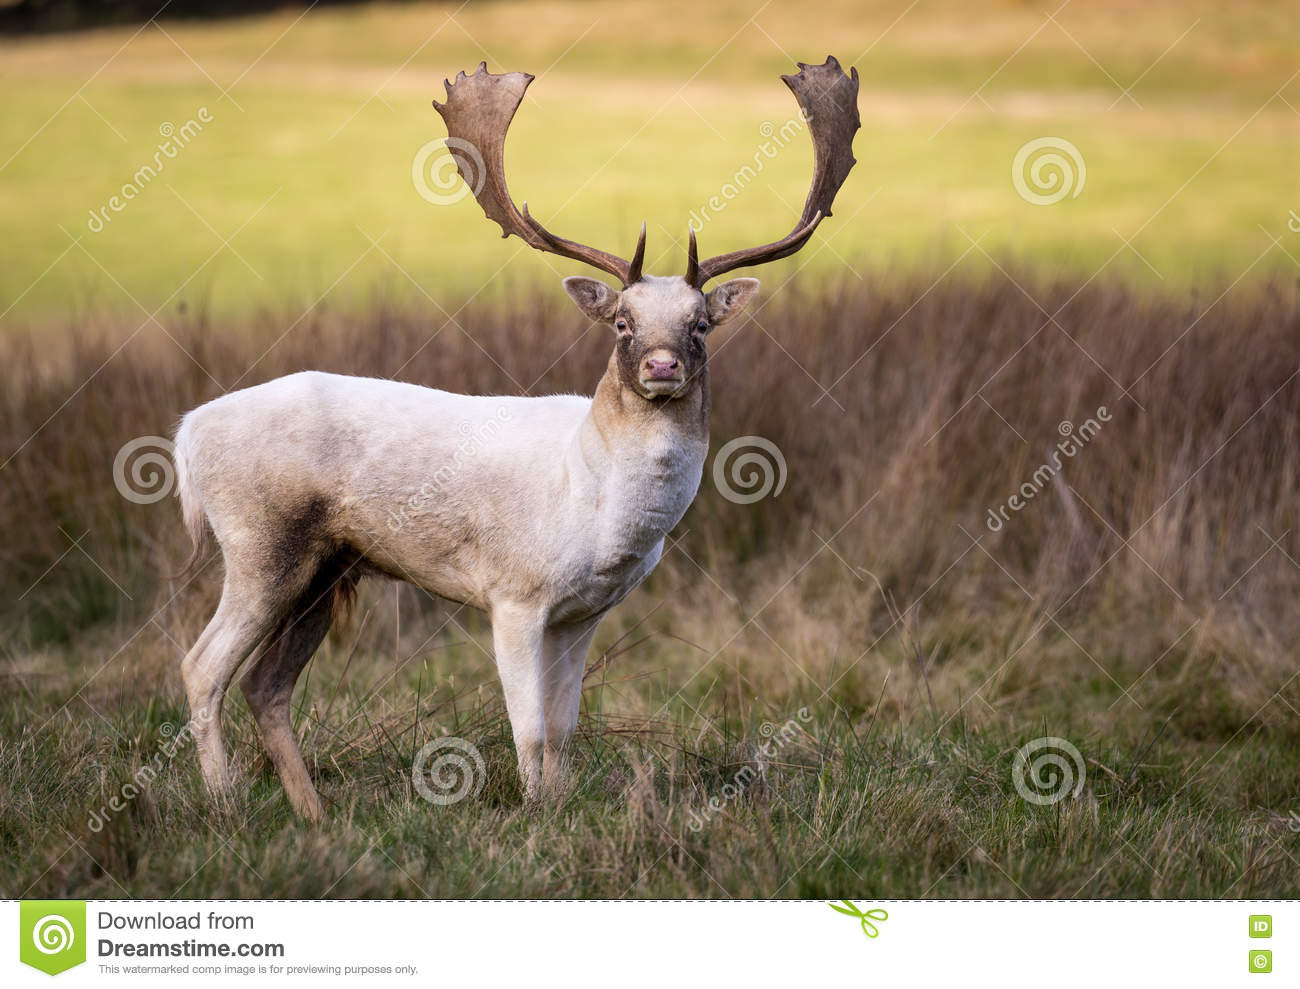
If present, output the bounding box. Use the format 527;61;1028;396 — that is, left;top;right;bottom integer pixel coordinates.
4;268;1300;898
0;0;1297;325
2;0;1300;899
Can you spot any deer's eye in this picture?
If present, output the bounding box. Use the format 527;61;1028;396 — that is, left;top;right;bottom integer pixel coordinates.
695;318;709;333
615;318;630;333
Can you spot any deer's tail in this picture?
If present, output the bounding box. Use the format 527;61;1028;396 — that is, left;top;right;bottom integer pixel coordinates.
171;414;212;581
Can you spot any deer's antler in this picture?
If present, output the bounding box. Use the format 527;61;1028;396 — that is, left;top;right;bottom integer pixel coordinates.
686;56;860;287
433;62;645;286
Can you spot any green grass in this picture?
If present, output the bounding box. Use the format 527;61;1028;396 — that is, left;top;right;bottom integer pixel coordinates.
4;269;1300;899
1;0;1297;325
5;623;1300;899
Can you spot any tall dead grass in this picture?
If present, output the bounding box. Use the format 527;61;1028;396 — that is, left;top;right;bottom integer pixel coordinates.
3;267;1299;747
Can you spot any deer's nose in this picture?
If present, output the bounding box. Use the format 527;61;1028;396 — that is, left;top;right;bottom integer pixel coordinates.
642;353;681;380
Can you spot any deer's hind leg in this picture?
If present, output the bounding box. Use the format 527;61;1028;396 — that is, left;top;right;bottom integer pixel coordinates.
182;567;298;804
238;580;337;822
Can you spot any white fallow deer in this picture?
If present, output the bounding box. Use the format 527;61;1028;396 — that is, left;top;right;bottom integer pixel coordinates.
173;57;860;819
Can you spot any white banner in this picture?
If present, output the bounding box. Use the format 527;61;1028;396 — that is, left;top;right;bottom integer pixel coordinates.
3;900;1291;985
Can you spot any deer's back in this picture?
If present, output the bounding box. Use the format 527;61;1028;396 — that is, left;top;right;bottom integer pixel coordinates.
177;371;595;608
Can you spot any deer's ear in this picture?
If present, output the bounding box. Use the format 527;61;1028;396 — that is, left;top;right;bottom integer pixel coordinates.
705;278;760;326
563;277;621;322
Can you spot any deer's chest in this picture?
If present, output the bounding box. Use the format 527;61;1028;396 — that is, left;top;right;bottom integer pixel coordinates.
557;439;705;620
603;439;704;548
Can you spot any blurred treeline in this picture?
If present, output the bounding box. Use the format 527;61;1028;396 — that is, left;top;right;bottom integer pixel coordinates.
0;0;392;33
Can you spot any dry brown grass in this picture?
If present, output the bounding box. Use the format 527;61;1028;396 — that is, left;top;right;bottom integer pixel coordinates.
3;267;1300;897
5;267;1300;731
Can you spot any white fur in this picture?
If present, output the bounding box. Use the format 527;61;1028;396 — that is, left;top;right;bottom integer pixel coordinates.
179;370;703;615
174;274;757;817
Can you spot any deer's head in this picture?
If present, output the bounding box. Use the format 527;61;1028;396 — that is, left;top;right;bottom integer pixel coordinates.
433;57;860;402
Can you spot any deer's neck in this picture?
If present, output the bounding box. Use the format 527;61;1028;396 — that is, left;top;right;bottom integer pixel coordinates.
575;352;710;547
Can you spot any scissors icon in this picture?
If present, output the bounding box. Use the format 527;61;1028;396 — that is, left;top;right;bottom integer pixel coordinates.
829;900;888;938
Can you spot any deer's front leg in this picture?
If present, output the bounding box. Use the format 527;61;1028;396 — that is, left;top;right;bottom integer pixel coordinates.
541;617;601;797
490;602;548;800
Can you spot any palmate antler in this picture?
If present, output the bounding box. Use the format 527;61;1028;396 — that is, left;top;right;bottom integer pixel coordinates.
433;63;645;286
433;57;859;288
686;56;860;287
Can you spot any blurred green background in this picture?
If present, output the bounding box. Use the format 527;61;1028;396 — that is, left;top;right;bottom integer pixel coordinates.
0;0;1296;326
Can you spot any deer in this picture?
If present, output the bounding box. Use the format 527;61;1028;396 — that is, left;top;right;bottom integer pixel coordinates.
173;56;860;820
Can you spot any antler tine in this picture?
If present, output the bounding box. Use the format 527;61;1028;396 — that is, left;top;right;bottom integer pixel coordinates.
691;56;860;287
432;63;645;286
628;222;646;284
684;225;699;285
